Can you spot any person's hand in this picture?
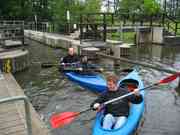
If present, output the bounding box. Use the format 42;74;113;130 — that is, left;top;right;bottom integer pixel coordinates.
77;67;83;71
134;88;140;96
92;103;101;111
61;63;65;66
99;68;104;72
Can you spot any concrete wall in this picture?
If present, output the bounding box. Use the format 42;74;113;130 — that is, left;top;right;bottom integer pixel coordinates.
24;30;90;55
136;30;152;44
0;49;29;73
152;27;163;44
136;27;164;44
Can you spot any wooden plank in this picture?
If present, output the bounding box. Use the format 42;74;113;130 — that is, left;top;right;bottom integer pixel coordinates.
0;114;24;123
0;119;25;129
3;126;26;134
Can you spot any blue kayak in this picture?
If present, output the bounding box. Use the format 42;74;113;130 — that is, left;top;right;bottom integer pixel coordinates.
65;72;107;93
92;69;145;135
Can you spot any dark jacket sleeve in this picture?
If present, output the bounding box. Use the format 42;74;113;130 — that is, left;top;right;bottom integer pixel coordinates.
61;56;67;63
90;93;107;108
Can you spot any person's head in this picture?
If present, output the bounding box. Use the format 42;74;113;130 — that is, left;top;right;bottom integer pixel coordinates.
106;75;118;91
68;47;75;56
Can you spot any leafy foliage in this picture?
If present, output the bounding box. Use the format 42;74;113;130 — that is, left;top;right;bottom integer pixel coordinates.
143;0;161;15
118;0;161;15
0;0;33;18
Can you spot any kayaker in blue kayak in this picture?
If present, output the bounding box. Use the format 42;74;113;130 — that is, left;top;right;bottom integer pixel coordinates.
91;74;143;130
60;47;80;64
59;47;81;71
60;47;101;73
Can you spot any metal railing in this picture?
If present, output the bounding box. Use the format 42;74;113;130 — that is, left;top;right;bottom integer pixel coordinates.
0;96;32;135
0;22;25;46
164;15;180;36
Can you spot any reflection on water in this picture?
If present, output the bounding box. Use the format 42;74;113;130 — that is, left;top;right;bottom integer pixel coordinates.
132;44;180;69
14;40;180;135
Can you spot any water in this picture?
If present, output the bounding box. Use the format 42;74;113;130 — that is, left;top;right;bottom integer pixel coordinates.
14;40;180;135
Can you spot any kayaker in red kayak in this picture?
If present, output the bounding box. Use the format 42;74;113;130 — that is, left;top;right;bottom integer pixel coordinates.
91;74;143;130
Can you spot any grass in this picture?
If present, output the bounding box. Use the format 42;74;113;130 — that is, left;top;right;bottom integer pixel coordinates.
107;32;135;43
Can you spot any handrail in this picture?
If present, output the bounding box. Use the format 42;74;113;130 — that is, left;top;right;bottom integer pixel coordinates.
0;96;32;135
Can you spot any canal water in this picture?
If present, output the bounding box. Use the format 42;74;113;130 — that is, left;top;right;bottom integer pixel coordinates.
14;40;180;135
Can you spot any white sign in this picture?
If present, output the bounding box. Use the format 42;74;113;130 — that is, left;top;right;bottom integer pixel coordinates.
67;10;70;21
73;24;77;29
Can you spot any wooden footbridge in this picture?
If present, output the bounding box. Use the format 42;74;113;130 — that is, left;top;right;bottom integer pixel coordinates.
0;72;50;135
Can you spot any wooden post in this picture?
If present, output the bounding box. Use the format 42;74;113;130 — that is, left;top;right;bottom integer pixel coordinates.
103;13;107;42
175;23;177;35
111;13;114;24
178;79;180;88
150;15;153;26
22;24;25;45
80;14;83;44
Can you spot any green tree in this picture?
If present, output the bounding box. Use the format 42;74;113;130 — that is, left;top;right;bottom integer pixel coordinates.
119;0;143;14
0;0;33;18
50;0;102;32
118;0;161;15
84;0;102;13
143;0;161;15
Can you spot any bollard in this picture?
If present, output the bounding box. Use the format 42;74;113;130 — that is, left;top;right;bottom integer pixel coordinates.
4;59;12;73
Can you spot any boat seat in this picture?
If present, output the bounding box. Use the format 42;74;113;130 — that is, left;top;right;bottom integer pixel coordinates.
119;79;138;92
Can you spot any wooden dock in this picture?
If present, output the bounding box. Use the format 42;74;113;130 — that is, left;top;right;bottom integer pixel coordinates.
0;73;50;135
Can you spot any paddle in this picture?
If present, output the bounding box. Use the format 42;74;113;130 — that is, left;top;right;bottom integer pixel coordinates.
41;62;106;72
41;62;135;73
50;72;179;128
41;62;79;68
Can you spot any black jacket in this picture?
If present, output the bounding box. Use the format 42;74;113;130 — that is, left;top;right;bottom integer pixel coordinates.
61;54;80;64
91;87;143;117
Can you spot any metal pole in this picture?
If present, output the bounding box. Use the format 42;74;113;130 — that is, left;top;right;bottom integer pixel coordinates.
164;0;167;13
24;98;32;135
103;13;107;42
80;14;83;44
66;0;70;35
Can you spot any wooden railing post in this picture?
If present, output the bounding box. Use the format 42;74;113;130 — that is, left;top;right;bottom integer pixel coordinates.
178;78;180;89
80;14;83;44
175;22;177;36
162;13;165;27
103;13;107;42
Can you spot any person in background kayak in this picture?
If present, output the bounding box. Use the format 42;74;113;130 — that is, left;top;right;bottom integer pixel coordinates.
59;47;81;71
91;75;143;130
60;47;80;64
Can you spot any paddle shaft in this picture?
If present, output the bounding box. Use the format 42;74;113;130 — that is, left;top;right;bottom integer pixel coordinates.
62;83;151;118
104;83;158;105
41;62;132;71
79;84;158;114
